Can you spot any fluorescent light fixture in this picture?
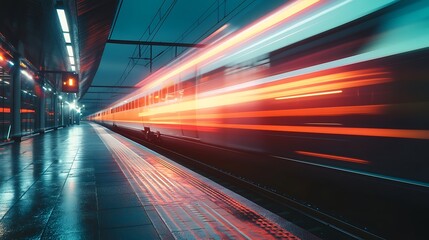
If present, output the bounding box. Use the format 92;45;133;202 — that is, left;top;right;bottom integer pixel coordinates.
63;33;71;43
69;57;75;65
66;45;73;57
20;70;33;80
56;9;69;32
71;65;76;71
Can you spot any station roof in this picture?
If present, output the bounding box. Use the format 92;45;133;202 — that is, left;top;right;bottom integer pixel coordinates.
0;0;118;100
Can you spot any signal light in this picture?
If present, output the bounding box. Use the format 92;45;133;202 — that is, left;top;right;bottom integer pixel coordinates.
62;72;79;92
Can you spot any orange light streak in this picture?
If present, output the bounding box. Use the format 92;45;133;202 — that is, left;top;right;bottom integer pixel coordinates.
20;109;35;113
141;0;320;90
131;121;429;139
0;107;10;113
275;90;342;100
150;105;386;121
200;123;429;140
296;150;370;164
139;69;390;117
0;108;35;113
200;24;229;44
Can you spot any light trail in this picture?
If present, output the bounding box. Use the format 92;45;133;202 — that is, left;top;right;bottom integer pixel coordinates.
296;151;370;165
275;90;342;100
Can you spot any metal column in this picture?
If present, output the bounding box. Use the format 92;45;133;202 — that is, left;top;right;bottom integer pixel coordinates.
38;81;46;133
11;56;21;141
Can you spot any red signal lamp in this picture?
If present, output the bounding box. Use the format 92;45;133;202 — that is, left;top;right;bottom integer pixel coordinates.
62;72;79;92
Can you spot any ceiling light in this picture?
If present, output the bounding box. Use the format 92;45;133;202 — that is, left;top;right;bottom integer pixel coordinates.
56;9;70;32
71;65;76;71
66;45;74;57
63;33;71;43
69;57;75;65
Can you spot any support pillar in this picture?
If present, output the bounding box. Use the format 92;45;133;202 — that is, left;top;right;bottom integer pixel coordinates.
60;101;64;127
53;94;58;129
38;81;46;133
11;57;21;141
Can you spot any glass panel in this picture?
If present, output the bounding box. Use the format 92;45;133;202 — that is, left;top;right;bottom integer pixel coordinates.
20;70;37;135
0;64;12;141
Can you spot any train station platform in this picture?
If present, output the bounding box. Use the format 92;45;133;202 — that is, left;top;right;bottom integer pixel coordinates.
0;122;316;239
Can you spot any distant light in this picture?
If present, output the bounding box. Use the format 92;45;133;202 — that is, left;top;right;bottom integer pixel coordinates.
7;60;14;66
71;65;76;71
69;57;75;65
48;88;52;92
4;81;10;84
20;70;33;80
56;9;69;32
0;55;4;61
42;86;47;91
59;96;63;99
68;78;74;86
66;45;74;57
63;33;71;43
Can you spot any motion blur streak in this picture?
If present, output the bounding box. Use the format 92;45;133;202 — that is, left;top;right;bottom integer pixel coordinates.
296;151;370;164
275;90;342;100
150;105;386;121
136;121;429;140
138;0;320;90
90;0;429;190
191;123;429;140
139;69;389;117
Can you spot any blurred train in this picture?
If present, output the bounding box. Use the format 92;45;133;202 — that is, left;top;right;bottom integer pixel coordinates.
89;0;429;186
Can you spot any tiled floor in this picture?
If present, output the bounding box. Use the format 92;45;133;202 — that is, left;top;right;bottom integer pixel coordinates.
0;123;160;239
